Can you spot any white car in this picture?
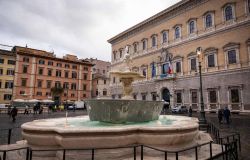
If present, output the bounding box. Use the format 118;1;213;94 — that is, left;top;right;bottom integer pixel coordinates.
171;106;188;113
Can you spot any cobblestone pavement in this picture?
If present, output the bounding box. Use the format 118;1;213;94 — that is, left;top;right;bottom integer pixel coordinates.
0;110;249;159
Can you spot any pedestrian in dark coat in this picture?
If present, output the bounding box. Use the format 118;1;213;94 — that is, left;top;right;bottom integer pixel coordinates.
223;107;231;124
10;106;18;122
218;109;223;124
188;106;193;117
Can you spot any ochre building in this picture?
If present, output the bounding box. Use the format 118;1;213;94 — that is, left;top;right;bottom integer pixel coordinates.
12;46;93;103
108;0;250;112
0;49;15;104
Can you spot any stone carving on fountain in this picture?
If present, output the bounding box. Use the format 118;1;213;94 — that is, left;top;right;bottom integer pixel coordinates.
86;45;164;123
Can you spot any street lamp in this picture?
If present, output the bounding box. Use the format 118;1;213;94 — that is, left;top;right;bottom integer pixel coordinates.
196;47;206;125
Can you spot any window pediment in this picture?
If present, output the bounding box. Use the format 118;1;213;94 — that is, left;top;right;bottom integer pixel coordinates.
172;55;183;61
187;18;197;23
223;42;240;50
141;64;148;68
141;38;148;42
203;10;215;16
222;2;236;9
204;47;218;55
173;24;182;29
187;52;197;57
161;29;169;33
151;34;158;38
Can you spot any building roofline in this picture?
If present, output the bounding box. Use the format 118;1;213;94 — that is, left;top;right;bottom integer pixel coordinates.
0;49;15;56
13;46;94;66
107;0;190;44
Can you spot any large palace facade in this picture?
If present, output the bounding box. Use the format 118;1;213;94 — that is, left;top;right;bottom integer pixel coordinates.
108;0;250;112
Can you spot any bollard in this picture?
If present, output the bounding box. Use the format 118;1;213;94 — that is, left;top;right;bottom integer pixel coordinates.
195;147;198;160
140;145;143;160
165;152;167;160
91;149;94;160
63;149;66;160
8;129;12;144
134;146;136;160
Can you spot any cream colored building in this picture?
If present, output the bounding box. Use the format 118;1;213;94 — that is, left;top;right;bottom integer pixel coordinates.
108;0;250;112
0;49;15;104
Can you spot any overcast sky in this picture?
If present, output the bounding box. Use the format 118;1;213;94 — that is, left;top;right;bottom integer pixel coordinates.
0;0;181;61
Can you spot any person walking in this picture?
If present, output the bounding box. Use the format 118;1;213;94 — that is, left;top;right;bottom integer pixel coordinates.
218;109;223;124
24;105;29;115
223;107;231;124
188;106;193;117
10;106;18;122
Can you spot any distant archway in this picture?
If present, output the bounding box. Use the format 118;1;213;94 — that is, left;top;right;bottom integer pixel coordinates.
162;88;170;103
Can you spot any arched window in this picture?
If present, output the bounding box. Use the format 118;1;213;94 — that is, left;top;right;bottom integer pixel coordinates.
225;5;233;21
162;32;168;43
175;27;180;39
142;40;147;50
189;21;195;34
205;14;212;28
152;36;156;47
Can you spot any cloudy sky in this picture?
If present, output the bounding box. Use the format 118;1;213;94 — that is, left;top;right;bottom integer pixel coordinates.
0;0;181;61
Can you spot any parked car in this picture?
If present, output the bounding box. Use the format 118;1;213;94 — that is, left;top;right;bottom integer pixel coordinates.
172;105;188;113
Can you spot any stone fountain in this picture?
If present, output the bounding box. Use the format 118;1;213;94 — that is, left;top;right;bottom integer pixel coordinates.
20;47;221;159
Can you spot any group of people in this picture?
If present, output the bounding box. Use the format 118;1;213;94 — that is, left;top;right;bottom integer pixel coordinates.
218;106;231;124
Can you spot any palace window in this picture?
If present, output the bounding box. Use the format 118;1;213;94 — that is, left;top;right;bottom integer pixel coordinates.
23;57;29;63
133;43;137;53
71;83;77;90
56;70;61;77
113;77;116;83
151;62;156;78
209;90;217;103
4;94;12;100
162;31;168;43
103;89;107;96
65;71;69;78
119;49;123;58
83;84;87;91
36;92;42;96
176;61;181;73
8;60;15;65
56;63;62;67
224;5;234;21
191;91;198;103
96;89;98;96
72;65;77;69
162;63;169;74
23;65;28;73
142;93;147;100
72;71;77;79
55;81;61;88
83;73;88;80
84;67;88;71
0;68;3;75
20;91;25;95
38;68;43;75
104;80;106;84
152;35;157;47
142;68;147;77
228;50;237;64
189;21;195;34
46;81;52;88
6;69;14;75
205;14;213;28
5;81;13;89
231;88;240;103
175;26;181;39
0;81;1;88
21;79;27;87
71;93;75;97
113;51;117;60
48;61;53;66
176;92;182;103
38;59;45;65
142;40;147;50
190;58;197;71
65;64;70;68
48;69;52;76
37;80;43;88
207;54;215;67
63;82;69;89
248;0;250;13
0;59;4;64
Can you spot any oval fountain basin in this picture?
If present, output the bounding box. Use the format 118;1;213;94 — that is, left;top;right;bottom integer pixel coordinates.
85;99;164;123
21;115;199;149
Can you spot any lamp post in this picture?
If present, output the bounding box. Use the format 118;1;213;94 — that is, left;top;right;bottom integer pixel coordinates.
196;47;206;125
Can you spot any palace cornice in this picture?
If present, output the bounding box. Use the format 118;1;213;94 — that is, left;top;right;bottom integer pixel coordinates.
111;19;250;67
108;0;209;45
